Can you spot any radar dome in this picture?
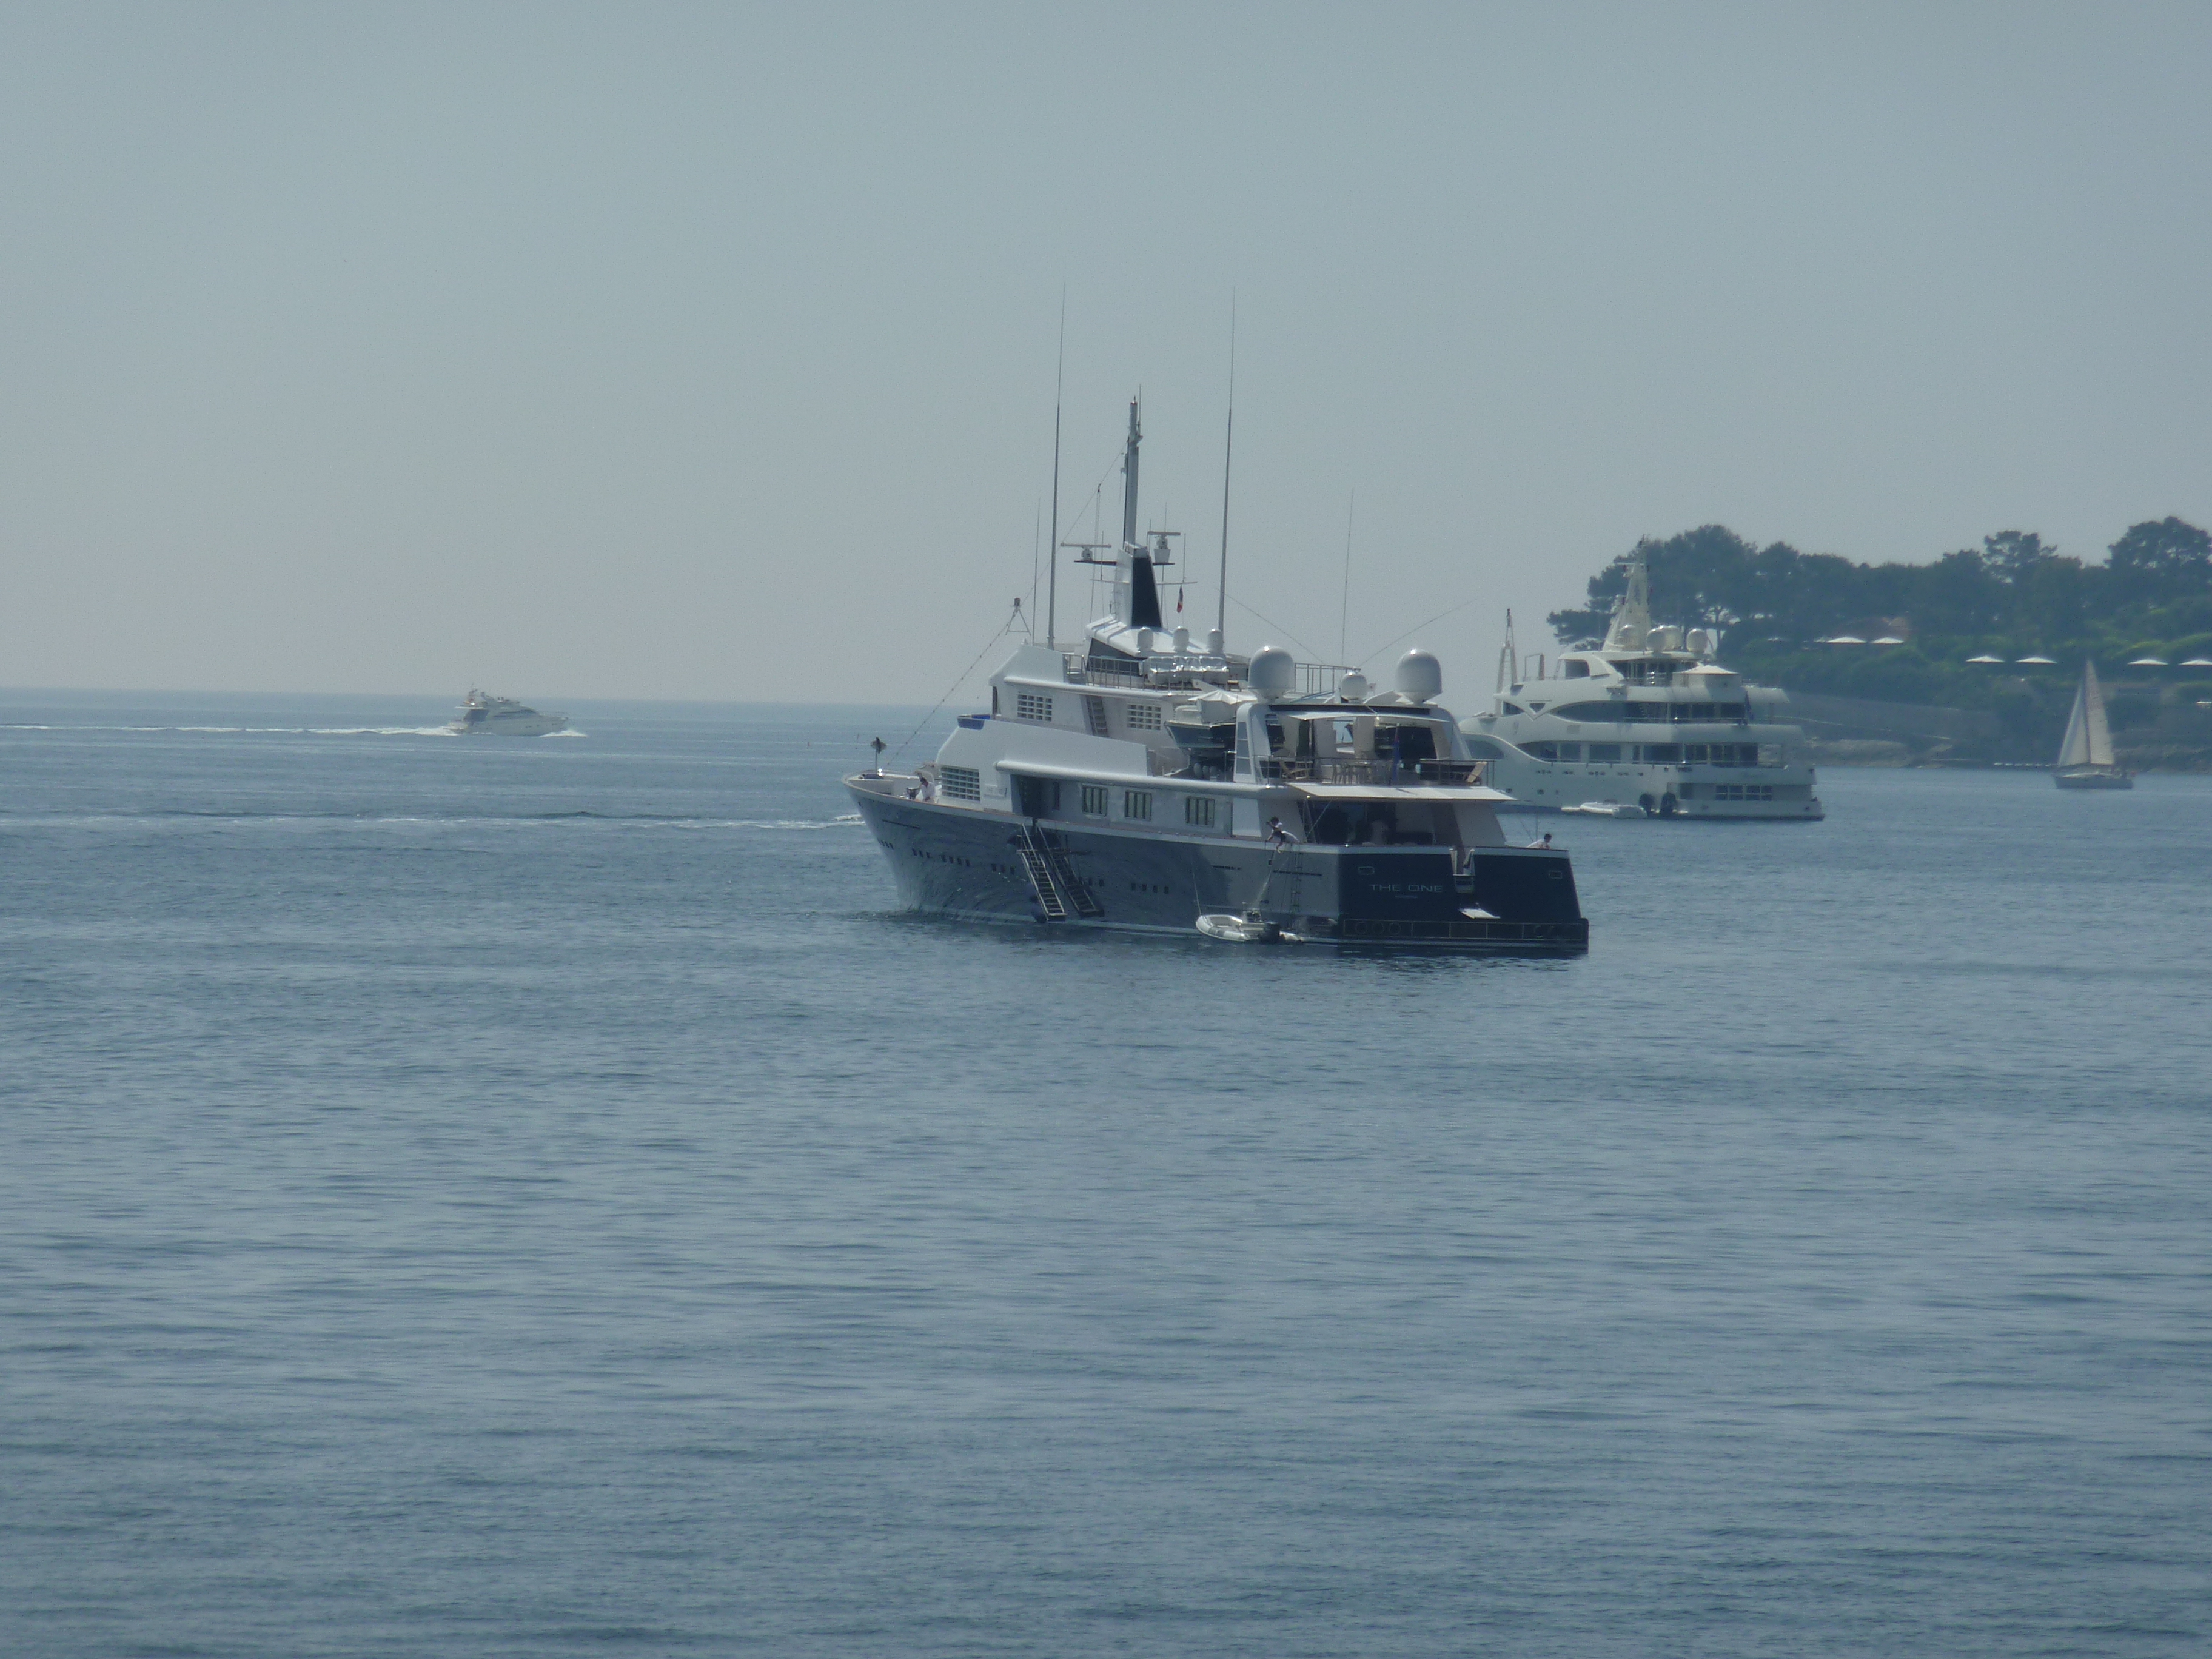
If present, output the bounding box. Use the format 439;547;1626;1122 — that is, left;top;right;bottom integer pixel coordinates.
1395;649;1443;703
1248;646;1296;697
1337;671;1370;700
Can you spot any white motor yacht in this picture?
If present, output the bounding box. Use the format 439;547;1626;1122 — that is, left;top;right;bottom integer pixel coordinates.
1459;553;1823;820
845;401;1589;950
447;689;569;737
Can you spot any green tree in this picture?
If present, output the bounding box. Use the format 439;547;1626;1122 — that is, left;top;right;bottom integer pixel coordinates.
1982;530;2058;588
1908;548;2002;635
2106;517;2212;605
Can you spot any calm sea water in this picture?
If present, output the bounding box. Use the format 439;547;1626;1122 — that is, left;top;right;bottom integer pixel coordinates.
3;689;2207;1658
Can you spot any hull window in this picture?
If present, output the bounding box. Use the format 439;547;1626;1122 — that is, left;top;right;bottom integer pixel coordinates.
1080;785;1108;816
940;766;982;802
1184;796;1217;828
1122;790;1153;822
1125;703;1163;731
1016;692;1054;722
1587;743;1622;763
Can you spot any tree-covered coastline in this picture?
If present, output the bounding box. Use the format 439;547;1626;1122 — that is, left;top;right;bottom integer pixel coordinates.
1548;520;2212;767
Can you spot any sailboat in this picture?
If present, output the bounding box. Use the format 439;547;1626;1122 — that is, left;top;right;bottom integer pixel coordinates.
2053;660;2133;789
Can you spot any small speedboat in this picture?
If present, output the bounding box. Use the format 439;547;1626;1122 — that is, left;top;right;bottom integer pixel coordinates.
1561;800;1648;819
1197;913;1307;943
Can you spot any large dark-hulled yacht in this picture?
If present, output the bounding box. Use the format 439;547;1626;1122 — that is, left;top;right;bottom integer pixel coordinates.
845;404;1588;951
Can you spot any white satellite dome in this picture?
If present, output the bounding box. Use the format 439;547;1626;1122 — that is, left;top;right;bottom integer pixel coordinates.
1248;646;1296;697
1395;649;1443;703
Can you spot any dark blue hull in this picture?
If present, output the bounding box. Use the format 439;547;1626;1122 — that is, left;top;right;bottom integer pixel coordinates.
849;788;1589;953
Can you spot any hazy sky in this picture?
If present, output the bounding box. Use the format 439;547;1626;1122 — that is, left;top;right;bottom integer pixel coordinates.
4;2;2208;702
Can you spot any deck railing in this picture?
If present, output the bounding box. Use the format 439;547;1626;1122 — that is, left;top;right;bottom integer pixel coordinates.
1258;758;1487;786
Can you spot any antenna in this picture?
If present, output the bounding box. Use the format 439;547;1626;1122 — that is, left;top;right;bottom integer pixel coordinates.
1216;292;1236;640
1120;397;1141;550
1338;491;1355;663
1046;290;1065;649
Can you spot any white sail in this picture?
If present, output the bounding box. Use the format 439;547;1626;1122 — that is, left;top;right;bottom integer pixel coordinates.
2082;660;2116;767
2056;674;2093;768
2055;660;2117;771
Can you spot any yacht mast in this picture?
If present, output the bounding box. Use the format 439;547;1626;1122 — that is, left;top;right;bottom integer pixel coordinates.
1217;298;1235;639
1120;398;1141;551
1605;547;1653;650
1046;297;1065;648
1116;398;1164;631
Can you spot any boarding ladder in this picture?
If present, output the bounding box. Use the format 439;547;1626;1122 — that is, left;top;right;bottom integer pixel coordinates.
1012;825;1104;920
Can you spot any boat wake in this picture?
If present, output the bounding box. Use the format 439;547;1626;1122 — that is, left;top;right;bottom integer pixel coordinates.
0;723;459;737
0;810;867;830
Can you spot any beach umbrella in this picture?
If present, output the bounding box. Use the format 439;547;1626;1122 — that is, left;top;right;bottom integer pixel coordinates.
2016;655;2057;665
1871;636;1905;646
1824;635;1866;645
2181;657;2212;668
1966;654;2004;664
2128;657;2169;667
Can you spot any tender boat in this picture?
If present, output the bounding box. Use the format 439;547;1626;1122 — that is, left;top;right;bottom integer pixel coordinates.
845;403;1589;951
1458;551;1822;819
447;689;569;737
2053;661;2133;789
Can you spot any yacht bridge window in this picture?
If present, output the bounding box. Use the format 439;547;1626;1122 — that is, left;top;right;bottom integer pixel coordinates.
1301;800;1458;846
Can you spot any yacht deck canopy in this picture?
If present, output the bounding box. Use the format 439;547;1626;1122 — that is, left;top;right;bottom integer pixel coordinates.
1289;782;1513;803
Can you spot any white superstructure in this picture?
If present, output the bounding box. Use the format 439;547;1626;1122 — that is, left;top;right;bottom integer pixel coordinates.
447;690;569;737
1459;552;1822;820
